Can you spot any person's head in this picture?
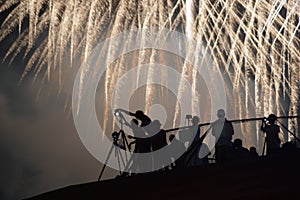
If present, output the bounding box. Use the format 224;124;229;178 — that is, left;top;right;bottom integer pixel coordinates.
217;109;225;118
191;116;200;125
169;134;175;142
268;114;277;124
233;138;242;148
135;110;144;119
151;120;161;130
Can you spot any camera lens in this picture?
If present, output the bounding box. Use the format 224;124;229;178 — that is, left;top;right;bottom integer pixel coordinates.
263;117;267;122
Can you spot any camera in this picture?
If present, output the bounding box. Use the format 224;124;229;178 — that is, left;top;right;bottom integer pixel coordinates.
114;109;122;117
263;117;268;122
115;111;120;117
185;114;192;120
112;131;120;141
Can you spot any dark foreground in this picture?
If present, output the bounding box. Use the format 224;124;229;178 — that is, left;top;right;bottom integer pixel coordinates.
29;150;300;200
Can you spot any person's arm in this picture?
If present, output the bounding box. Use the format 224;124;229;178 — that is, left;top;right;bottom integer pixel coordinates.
129;140;136;145
128;140;136;151
261;120;265;131
229;121;234;136
117;108;135;116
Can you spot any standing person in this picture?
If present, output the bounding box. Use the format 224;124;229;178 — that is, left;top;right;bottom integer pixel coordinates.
211;109;234;163
149;120;168;170
190;116;201;145
117;109;152;134
185;116;204;166
261;114;281;156
126;119;151;173
127;119;150;153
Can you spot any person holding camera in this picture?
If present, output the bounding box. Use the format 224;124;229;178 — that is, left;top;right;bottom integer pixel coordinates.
116;109;152;135
261;114;281;156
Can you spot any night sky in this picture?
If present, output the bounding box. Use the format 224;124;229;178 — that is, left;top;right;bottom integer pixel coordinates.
1;2;299;199
0;10;115;200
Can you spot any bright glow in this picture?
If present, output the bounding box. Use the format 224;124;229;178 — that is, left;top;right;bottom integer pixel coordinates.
0;0;299;150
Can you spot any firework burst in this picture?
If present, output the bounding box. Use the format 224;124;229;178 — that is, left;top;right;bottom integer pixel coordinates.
0;0;299;150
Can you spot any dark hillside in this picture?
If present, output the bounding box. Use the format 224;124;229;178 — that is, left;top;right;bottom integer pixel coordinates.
29;150;300;200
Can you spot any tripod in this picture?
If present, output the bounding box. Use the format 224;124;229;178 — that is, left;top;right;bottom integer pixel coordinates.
98;113;131;181
98;138;126;181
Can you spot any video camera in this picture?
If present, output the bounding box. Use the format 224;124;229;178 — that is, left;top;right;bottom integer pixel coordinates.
186;114;192;120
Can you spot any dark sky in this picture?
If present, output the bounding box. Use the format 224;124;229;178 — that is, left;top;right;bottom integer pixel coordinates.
0;11;116;200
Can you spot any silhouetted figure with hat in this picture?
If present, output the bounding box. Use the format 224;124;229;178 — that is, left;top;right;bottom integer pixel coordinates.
212;109;234;163
261;114;281;156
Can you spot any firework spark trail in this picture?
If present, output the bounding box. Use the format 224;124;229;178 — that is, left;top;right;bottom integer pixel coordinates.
262;0;286;34
187;0;203;116
0;0;299;147
272;1;299;47
288;19;300;47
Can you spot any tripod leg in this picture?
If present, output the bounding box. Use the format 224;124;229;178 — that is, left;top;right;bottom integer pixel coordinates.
116;145;127;171
115;145;122;175
115;145;132;177
123;155;134;173
262;138;266;156
98;143;115;181
120;132;130;162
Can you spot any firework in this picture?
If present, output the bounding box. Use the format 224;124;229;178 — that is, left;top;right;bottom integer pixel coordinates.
0;0;299;150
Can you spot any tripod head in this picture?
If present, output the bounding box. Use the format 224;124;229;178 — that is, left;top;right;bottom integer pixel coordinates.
114;109;125;119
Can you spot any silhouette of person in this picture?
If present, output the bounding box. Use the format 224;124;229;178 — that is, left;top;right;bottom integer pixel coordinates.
149;120;168;169
127;119;150;153
150;120;167;151
184;116;209;166
190;116;201;145
211;109;234;163
168;134;186;169
249;146;259;158
125;119;152;173
281;140;297;153
261;114;281;156
232;138;250;160
118;109;152;134
178;116;200;147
